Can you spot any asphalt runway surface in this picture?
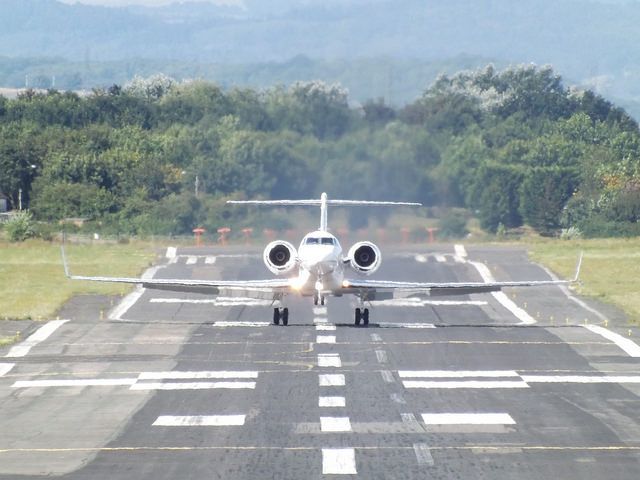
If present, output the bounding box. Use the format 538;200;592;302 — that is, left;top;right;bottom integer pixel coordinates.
1;244;640;479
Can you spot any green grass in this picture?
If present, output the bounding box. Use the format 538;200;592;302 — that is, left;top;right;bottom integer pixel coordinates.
0;239;157;320
528;238;640;324
0;332;21;346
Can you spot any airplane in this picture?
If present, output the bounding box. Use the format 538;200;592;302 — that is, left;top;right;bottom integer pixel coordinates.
62;192;582;326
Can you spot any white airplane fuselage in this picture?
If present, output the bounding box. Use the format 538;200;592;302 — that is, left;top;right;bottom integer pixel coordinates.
293;230;345;295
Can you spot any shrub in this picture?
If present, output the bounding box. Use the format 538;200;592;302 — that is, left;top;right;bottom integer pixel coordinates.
438;210;469;238
5;211;36;242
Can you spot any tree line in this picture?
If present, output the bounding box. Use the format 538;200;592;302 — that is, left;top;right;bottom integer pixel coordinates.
0;66;639;238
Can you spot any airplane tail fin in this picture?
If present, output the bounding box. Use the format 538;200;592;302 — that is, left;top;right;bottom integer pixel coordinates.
227;192;421;232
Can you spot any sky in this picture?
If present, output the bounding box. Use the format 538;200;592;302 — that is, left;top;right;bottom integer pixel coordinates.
58;0;244;7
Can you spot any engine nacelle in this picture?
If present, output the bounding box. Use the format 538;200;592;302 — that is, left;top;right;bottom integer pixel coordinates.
347;241;381;275
263;240;298;275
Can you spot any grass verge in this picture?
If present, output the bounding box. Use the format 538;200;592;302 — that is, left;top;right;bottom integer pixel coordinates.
527;238;640;324
0;239;157;320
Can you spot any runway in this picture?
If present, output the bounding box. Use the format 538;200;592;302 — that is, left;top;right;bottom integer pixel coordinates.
1;245;640;479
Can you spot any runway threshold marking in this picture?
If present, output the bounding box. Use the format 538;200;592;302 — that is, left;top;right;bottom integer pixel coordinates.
153;415;246;427
130;381;256;390
138;371;259;379
5;319;69;358
316;335;336;344
583;324;640;357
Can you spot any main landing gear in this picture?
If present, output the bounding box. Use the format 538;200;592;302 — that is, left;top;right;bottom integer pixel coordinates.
273;307;289;326
354;307;369;326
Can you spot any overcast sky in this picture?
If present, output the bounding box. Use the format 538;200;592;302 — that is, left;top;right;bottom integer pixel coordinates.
58;0;244;7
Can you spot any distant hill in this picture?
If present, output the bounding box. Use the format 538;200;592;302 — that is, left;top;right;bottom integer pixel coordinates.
3;0;640;116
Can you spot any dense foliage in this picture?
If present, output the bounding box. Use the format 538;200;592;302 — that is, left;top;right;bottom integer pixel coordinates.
0;65;639;237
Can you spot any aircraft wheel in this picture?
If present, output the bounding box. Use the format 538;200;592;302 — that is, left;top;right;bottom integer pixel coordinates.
313;294;319;306
273;308;280;326
282;308;289;326
320;296;325;306
355;308;361;326
363;308;369;326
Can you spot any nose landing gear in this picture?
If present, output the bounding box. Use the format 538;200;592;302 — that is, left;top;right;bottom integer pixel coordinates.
354;307;369;326
273;307;289;326
313;294;326;306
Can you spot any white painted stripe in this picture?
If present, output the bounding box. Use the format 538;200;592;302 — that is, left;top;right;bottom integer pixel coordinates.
370;333;382;342
186;256;198;265
318;354;342;368
153;415;245;426
313;307;328;316
413;443;435;466
381;370;395;383
13;378;137;388
378;322;436;329
401;413;421;427
415;254;428;263
110;265;163;320
322;448;357;475
5;320;69;358
469;260;537;325
320;416;352;432
435;254;447;263
138;371;258;380
319;374;345;386
398;370;519;378
316;335;336;344
454;244;467;258
205;256;217;264
316;324;336;331
165;247;177;259
130;381;256;390
319;396;346;407
150;298;272;306
403;380;529;389
375;350;388;364
422;413;515;425
213;321;271;327
390;393;406;404
522;375;640;384
0;363;15;377
313;317;328;324
584;325;640;358
372;299;487;307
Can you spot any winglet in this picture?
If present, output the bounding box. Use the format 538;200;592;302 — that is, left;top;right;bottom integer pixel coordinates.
60;245;71;278
572;252;584;282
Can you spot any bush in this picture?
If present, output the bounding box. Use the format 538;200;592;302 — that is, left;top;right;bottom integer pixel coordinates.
5;211;36;242
438;210;469;238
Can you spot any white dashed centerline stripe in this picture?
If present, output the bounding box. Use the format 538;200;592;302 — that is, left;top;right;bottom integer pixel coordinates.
205;256;217;264
316;335;336;344
322;448;357;475
0;363;15;377
319;374;345;387
399;370;519;378
153;415;245;427
5;320;69;358
316;324;336;331
186;256;198;265
454;244;467;262
421;413;516;425
318;354;342;368
404;380;530;389
381;370;395;383
320;417;352;432
313;307;328;316
370;333;382;342
319;396;346;407
584;325;640;358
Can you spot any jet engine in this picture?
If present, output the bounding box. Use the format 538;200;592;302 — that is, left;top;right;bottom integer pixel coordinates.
263;241;298;275
347;241;381;275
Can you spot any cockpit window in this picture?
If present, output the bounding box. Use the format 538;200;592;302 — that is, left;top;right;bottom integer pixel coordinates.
305;237;335;245
305;237;319;244
321;238;335;245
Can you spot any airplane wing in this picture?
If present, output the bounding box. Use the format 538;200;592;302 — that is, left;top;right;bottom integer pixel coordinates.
61;247;291;296
340;254;583;299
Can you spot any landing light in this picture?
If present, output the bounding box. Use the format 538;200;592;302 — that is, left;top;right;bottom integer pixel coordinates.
290;277;305;290
342;280;350;288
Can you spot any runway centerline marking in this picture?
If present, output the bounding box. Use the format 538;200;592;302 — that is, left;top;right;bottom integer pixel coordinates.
319;374;345;386
319;396;346;407
583;324;640;357
153;415;246;426
320;417;352;432
318;354;342;368
316;324;336;331
322;448;357;475
5;320;69;358
316;335;336;344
